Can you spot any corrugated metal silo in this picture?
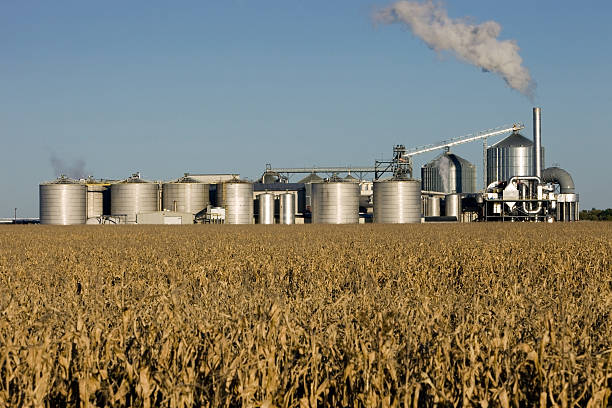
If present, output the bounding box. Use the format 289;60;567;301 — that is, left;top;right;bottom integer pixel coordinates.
486;132;544;185
39;176;87;225
311;180;359;224
111;174;159;223
373;179;421;223
162;176;209;214
421;152;476;193
222;181;254;224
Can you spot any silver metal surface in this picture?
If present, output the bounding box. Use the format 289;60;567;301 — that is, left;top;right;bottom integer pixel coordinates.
86;184;108;219
421;152;476;193
222;181;254;224
311;181;359;224
162;177;210;214
424;196;441;217
533;107;542;178
486;132;544;185
270;166;376;174
39;178;87;225
542;167;575;194
111;179;159;223
279;193;295;224
373;179;421;224
444;194;462;219
257;193;275;224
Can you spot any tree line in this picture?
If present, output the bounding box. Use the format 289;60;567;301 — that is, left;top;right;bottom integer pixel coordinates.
579;208;612;221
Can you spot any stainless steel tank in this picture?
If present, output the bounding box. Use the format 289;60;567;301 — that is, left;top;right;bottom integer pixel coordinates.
421;152;476;193
487;132;544;185
373;179;421;223
222;181;253;224
111;175;159;223
39;177;87;225
162;176;209;214
279;193;295;224
425;196;441;217
311;181;359;224
444;193;462;219
257;193;275;224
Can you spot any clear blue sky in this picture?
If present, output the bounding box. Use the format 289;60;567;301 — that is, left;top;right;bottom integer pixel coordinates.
1;1;611;217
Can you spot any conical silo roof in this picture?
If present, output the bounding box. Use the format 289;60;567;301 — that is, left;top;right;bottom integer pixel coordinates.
492;132;533;148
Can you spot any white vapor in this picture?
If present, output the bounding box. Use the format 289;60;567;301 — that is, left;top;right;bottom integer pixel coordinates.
375;1;535;99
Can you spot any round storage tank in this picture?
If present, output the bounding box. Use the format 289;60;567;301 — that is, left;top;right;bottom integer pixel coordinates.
311;181;359;224
222;181;253;224
425;196;441;217
258;193;275;224
445;193;462;219
162;176;209;214
279;193;295;224
487;132;544;185
421;152;476;193
111;175;159;223
373;179;421;223
40;177;87;225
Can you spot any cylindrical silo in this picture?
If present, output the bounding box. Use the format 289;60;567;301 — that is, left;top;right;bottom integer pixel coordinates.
311;181;359;224
222;181;253;224
421;152;476;193
39;177;87;225
373;179;421;224
111;175;159;223
444;193;462;219
258;193;275;224
162;176;209;214
487;132;544;185
425;196;441;217
279;193;295;224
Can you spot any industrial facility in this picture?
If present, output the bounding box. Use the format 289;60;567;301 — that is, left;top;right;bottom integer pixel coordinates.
38;107;578;225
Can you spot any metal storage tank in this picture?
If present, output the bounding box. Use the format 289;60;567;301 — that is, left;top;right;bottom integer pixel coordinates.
445;193;462;219
421;152;476;193
373;179;421;223
257;193;275;224
279;193;295;224
39;176;87;225
111;174;159;223
221;181;253;224
424;196;441;217
86;183;109;219
487;132;544;185
162;176;209;214
311;180;359;224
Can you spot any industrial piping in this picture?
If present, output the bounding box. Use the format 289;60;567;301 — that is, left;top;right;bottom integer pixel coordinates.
533;107;542;178
542;167;575;194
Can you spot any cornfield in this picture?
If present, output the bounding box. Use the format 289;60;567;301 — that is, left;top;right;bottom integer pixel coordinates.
0;223;611;407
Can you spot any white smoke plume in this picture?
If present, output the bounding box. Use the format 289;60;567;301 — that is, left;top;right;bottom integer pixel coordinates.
437;154;450;192
50;153;87;179
375;1;535;99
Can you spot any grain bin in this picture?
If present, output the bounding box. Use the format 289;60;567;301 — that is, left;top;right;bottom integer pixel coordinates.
311;179;359;224
110;174;159;223
421;152;476;193
487;132;544;185
279;193;295;224
444;193;462;219
257;193;275;224
424;196;441;217
373;179;421;223
39;176;87;225
162;175;209;214
221;180;253;224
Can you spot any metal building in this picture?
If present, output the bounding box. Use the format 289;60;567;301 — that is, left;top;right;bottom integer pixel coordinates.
110;174;159;223
486;132;544;186
373;179;421;223
39;176;87;225
86;182;110;219
421;152;476;193
298;173;323;211
162;176;209;214
221;180;254;224
311;179;359;224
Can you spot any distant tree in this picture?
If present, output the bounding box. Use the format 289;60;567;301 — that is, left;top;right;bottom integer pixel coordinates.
579;208;612;221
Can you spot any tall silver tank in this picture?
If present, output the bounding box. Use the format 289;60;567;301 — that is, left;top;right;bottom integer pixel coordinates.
162;176;209;214
487;132;544;185
111;175;159;223
86;183;108;219
424;196;441;217
421;152;476;193
373;179;421;223
279;193;295;224
39;177;87;225
444;193;462;219
311;180;359;224
257;193;275;224
222;181;253;224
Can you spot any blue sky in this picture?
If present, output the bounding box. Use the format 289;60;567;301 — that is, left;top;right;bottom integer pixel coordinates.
1;1;611;216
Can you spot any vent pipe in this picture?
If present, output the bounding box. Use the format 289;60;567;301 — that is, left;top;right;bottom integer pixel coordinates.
533;107;542;178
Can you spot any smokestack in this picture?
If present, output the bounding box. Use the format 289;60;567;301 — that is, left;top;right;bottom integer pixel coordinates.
533;107;542;178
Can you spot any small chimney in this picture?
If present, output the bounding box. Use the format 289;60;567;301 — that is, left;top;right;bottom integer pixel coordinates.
533;107;542;178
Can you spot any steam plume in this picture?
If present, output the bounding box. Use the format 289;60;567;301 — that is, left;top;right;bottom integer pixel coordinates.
50;153;87;179
437;154;450;192
375;1;535;98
